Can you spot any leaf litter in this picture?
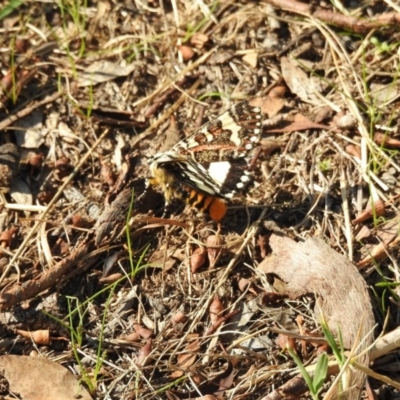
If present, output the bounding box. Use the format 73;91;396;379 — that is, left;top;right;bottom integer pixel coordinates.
0;1;400;399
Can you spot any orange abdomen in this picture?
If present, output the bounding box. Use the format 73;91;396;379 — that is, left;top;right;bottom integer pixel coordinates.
186;188;227;222
207;197;227;222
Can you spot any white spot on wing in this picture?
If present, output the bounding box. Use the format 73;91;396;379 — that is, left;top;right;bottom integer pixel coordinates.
208;161;231;186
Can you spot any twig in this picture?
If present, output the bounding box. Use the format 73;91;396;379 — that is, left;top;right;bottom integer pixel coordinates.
0;90;62;131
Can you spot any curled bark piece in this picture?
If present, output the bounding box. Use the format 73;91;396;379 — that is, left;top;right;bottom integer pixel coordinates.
258;234;375;399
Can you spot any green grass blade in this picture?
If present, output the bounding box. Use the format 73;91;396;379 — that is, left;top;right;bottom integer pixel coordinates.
312;353;328;393
287;348;318;399
0;0;24;20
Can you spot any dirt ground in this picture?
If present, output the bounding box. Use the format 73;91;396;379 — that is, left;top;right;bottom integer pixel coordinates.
0;1;400;399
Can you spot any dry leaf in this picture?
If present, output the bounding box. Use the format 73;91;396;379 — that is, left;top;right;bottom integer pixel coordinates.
177;339;200;369
209;296;224;324
171;311;187;324
206;235;222;268
133;323;153;339
374;132;400;148
281;56;324;105
0;226;18;248
355;225;372;241
357;241;390;268
190;33;209;48
99;272;123;284
0;355;92;400
191;246;207;273
137;339;152;366
269;85;287;99
345;144;361;159
124;332;141;342
178;45;195;60
352;199;385;224
252;95;285;118
276;333;296;353
242;51;258;68
282;113;330;133
100;160;115;187
258;234;375;399
71;214;90;228
77;60;136;87
357;215;400;267
15;329;50;345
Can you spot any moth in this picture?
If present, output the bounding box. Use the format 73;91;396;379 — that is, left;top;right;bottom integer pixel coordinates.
147;101;263;221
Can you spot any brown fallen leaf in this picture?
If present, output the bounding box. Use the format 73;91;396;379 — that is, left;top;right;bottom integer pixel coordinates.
277;113;331;133
15;329;50;345
54;156;72;180
252;95;285;118
99;272;123;284
0;226;18;248
269;85;287;99
352;199;385;224
178;45;195;60
176;339;200;370
357;237;400;269
281;56;324;105
190;33;210;48
357;215;400;268
375;215;400;244
374;131;400;148
171;311;187;324
133;323;153;340
71;214;91;228
242;51;258;68
100;159;116;187
0;355;92;400
355;225;372;241
209;296;224;324
258;233;374;399
276;333;297;353
206;234;222;269
261;376;308;400
191;246;207;273
345;143;362;159
137;339;152;366
124;332;141;342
